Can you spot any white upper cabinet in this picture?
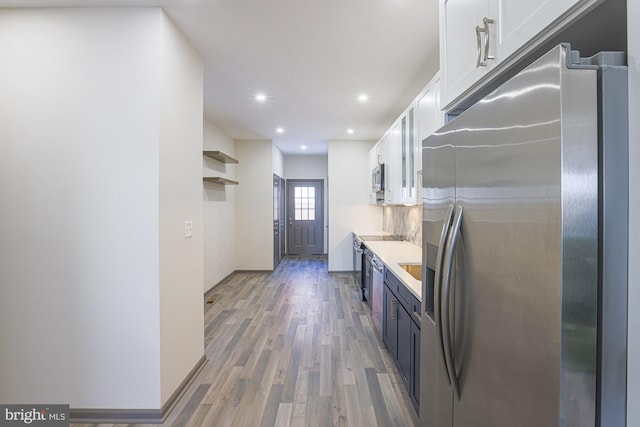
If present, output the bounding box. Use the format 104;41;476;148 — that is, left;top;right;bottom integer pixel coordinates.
440;0;593;108
416;74;444;203
397;104;418;204
492;0;581;61
440;0;493;109
368;73;444;205
405;106;417;203
385;122;403;204
417;74;444;164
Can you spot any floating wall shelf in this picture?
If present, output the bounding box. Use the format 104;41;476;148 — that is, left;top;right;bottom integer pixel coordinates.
203;177;239;185
203;151;239;164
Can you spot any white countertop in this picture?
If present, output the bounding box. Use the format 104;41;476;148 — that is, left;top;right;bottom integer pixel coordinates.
362;240;422;301
352;229;392;237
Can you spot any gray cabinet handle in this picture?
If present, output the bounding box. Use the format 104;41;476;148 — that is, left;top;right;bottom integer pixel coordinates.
413;311;421;323
475;17;495;67
483;17;495;64
475;25;483;67
391;300;399;320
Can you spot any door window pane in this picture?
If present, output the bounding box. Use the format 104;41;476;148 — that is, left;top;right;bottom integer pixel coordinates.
293;186;316;221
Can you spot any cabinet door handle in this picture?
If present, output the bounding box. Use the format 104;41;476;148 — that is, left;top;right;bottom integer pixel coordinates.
391;300;399;320
475;17;495;67
483;17;495;63
475;25;484;67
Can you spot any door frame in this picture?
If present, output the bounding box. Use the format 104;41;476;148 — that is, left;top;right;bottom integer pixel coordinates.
273;174;282;269
280;176;286;259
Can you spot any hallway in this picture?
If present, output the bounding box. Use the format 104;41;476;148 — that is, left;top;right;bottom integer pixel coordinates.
73;256;417;426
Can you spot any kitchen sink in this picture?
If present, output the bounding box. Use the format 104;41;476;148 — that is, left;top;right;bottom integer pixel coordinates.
398;263;422;281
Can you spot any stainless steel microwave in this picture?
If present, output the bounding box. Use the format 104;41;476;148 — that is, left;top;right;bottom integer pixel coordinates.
372;163;385;194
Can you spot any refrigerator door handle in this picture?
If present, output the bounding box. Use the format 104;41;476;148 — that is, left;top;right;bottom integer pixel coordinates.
434;203;455;386
442;205;463;399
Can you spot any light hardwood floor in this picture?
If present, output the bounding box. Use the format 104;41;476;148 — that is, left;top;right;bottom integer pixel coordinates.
72;255;418;427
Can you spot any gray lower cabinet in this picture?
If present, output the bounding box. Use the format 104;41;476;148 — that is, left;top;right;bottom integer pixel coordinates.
383;284;398;356
383;268;421;414
410;319;420;411
397;300;412;389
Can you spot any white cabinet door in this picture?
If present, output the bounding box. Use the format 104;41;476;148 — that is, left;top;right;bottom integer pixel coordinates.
417;74;444;162
433;77;445;132
417;83;438;153
440;0;492;108
492;0;581;61
400;113;410;203
440;0;590;109
406;106;418;203
368;143;379;204
417;75;444;203
399;108;415;205
384;123;402;204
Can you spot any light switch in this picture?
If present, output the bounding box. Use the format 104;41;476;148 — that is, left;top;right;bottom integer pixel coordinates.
184;221;193;238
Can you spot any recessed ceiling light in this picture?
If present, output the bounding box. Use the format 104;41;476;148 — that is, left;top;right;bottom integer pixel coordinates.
276;127;284;134
301;145;307;150
358;94;369;102
255;93;267;102
347;128;355;134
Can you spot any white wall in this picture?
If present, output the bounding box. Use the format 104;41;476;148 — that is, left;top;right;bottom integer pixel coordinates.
327;140;383;271
0;7;204;411
157;13;204;406
235;140;273;270
273;144;284;177
284;155;329;254
627;0;639;424
0;8;162;408
203;120;236;292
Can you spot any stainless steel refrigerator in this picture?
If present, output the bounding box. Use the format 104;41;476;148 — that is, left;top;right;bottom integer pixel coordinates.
420;44;628;427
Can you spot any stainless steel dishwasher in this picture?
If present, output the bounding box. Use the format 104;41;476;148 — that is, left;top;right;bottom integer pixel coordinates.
370;253;384;337
363;248;372;302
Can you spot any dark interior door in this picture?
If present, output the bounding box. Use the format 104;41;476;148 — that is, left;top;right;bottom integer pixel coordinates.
287;179;323;255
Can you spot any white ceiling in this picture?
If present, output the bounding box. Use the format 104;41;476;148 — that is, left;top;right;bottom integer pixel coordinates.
0;0;439;154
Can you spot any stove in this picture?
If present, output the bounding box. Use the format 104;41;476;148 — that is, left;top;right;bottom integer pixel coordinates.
358;235;403;242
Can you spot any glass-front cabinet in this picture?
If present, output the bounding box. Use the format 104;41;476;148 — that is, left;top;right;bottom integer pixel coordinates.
400;106;417;204
366;72;444;205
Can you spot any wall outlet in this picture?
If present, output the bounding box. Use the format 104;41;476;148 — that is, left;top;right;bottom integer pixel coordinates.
184;221;193;238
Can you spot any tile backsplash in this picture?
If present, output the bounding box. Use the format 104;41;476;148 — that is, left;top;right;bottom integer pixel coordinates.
383;205;421;247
